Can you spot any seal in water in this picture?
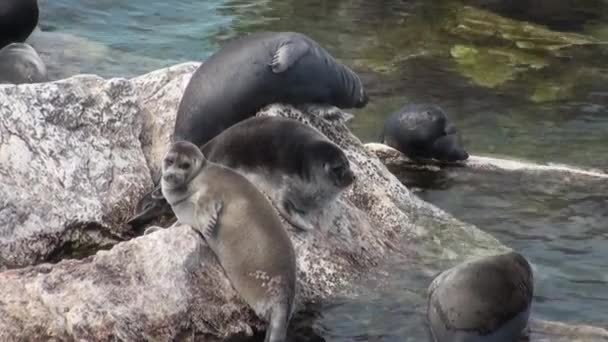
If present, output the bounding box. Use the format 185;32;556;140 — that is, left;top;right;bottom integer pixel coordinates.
161;141;296;342
380;104;468;162
427;251;534;342
0;43;47;84
173;31;369;147
0;0;39;49
128;116;355;232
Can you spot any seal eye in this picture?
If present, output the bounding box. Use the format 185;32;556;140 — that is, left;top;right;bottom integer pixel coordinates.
331;164;344;176
165;158;175;166
179;162;191;170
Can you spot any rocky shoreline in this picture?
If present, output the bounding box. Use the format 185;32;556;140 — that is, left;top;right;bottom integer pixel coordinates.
0;63;605;341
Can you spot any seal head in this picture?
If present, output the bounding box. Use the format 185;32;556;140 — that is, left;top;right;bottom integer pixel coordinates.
381;104;468;163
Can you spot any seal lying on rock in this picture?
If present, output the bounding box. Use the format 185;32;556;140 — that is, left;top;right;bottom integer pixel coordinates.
0;43;47;84
173;31;369;148
129;116;355;232
161;141;297;342
380;104;468;163
0;0;38;49
427;251;534;342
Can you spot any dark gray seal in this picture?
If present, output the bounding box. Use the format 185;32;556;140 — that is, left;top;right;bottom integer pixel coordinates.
173;31;369;148
0;43;47;84
0;0;39;49
380;104;468;163
427;251;534;342
161;141;296;342
128;116;355;232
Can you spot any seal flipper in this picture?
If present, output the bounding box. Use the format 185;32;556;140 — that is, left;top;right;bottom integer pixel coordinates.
264;304;290;342
127;186;173;229
278;199;315;231
270;39;309;74
198;200;225;241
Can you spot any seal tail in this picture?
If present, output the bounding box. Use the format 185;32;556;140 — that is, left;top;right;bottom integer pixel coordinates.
264;305;290;342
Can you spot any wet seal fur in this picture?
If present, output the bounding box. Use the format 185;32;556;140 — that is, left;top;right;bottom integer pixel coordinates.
380;104;468;163
160;141;296;342
129;116;355;232
0;43;47;84
0;0;38;49
173;31;369;148
427;251;534;342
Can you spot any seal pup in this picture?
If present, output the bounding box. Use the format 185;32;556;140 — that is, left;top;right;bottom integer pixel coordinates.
427;251;534;342
200;116;355;231
129;116;355;232
0;43;48;84
0;0;39;49
174;31;369;147
161;141;296;342
380;104;469;163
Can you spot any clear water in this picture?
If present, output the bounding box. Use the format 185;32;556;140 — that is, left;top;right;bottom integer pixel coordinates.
35;0;608;340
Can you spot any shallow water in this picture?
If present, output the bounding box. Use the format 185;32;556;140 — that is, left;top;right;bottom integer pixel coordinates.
37;0;608;340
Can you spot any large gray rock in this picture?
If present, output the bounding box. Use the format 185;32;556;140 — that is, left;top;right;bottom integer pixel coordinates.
0;75;151;270
0;63;605;341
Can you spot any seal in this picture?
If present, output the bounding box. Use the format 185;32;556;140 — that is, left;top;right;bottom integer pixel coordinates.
128;116;356;232
427;251;534;342
0;43;48;84
161;141;296;342
173;31;369;148
0;0;39;49
380;104;468;163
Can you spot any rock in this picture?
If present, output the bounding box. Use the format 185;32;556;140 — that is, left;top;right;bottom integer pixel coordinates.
0;75;151;270
0;225;261;341
130;61;201;182
0;63;604;341
365;142;608;180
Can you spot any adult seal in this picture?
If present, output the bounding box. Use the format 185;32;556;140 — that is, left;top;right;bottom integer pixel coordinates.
173;31;369;148
161;141;296;342
427;251;534;342
0;43;48;84
380;104;469;163
128;116;355;232
0;0;39;49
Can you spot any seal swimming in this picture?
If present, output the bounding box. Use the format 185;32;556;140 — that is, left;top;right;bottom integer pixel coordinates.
427;251;534;342
0;43;47;84
0;0;39;49
128;116;355;232
380;104;468;163
161;141;296;342
173;31;369;147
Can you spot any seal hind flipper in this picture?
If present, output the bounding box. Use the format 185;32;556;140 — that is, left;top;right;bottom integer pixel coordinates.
127;192;173;229
270;39;309;73
264;304;290;342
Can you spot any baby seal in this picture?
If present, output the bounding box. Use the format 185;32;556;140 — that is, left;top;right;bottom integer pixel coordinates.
200;116;355;231
161;141;296;342
129;116;355;232
380;104;468;163
427;251;534;342
0;43;47;84
174;31;369;147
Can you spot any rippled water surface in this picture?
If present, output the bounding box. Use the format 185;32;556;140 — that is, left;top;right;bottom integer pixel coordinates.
36;0;608;340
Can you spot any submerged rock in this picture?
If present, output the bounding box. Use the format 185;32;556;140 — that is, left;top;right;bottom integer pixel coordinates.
0;63;604;341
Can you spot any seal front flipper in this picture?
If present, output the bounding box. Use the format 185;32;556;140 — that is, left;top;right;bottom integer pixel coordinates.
270;39;309;73
197;199;225;241
278;199;315;231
